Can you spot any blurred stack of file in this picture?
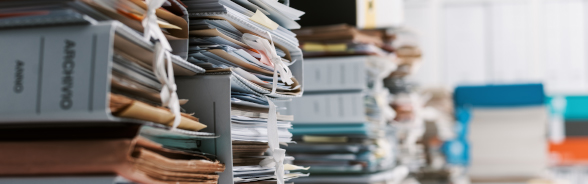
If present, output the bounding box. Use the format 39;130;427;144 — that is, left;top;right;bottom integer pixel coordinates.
277;33;399;182
0;0;231;183
295;24;393;58
182;0;308;183
547;95;588;165
279;56;395;124
453;84;548;181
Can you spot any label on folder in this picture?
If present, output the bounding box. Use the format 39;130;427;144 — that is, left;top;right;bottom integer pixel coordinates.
0;23;113;121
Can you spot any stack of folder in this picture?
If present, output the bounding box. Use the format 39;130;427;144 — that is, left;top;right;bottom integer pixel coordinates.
295;24;391;57
547;95;588;182
0;0;229;183
0;0;208;131
0;124;225;184
182;0;309;183
275;24;403;184
452;84;548;182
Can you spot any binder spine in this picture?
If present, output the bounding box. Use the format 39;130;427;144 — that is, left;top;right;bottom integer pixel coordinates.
0;22;116;123
304;56;368;92
279;92;366;124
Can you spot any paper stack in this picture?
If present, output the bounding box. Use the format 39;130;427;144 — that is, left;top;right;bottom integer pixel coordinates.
0;124;225;184
295;24;391;58
0;0;207;130
0;0;228;183
277;25;402;184
182;0;308;183
547;96;588;184
453;84;548;182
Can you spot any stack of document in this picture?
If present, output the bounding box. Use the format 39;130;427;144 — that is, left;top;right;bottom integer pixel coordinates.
0;124;225;184
277;32;400;183
0;0;230;183
453;84;548;181
295;24;392;57
287;127;396;174
139;125;219;159
547;96;588;166
0;0;208;132
183;0;308;182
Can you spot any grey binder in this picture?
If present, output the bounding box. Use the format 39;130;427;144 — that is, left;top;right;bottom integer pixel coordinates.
176;74;234;184
0;21;204;123
176;72;304;183
278;91;366;124
303;56;390;92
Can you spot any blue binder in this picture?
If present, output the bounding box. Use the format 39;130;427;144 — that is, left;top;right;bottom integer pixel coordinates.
454;83;545;107
547;95;588;120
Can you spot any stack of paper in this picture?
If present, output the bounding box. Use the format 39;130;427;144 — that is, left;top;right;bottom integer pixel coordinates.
453;84;548;181
548;96;588;166
286;127;396;174
278;25;400;184
0;124;225;184
0;0;231;183
0;0;209;132
183;0;308;182
295;24;392;57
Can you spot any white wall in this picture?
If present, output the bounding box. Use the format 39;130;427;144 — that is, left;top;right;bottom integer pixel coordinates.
405;0;588;94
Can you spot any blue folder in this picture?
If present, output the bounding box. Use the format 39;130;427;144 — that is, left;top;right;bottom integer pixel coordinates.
547;95;588;120
454;83;545;107
290;123;369;136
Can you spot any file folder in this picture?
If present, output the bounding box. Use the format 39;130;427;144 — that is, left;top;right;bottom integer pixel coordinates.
0;21;204;124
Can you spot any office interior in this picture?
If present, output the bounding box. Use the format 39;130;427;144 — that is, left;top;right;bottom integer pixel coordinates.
0;0;586;184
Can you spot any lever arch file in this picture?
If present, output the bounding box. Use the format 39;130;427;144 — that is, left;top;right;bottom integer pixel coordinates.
176;74;307;183
0;21;205;123
279;92;366;124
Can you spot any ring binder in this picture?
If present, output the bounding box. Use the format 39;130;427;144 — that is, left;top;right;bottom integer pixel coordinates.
0;21;204;123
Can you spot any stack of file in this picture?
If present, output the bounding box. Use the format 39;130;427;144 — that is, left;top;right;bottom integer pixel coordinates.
0;124;225;184
182;0;309;183
286;126;396;174
453;84;548;182
385;28;422;78
547;96;588;168
0;0;208;132
0;0;229;183
379;28;431;180
295;24;392;58
275;25;401;183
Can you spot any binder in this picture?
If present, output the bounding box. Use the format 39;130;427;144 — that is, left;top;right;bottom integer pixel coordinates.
547;95;588;120
0;21;205;123
175;74;237;184
454;83;545;107
278;92;366;124
175;74;305;183
303;56;394;92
